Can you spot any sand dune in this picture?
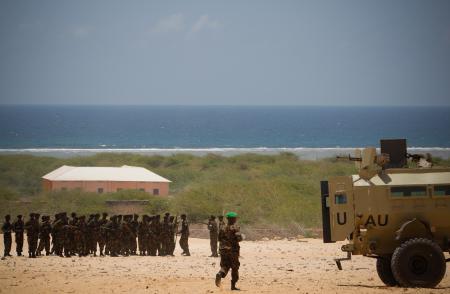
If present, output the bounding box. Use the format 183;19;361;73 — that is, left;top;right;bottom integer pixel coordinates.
0;237;449;293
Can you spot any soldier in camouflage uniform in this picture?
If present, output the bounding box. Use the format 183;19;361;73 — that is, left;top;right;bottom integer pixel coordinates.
161;213;171;256
178;214;190;256
148;215;160;256
51;213;65;257
137;215;149;255
12;215;24;256
215;212;242;291
37;215;52;256
130;214;139;255
105;215;120;257
25;213;39;258
168;215;177;256
98;212;108;256
208;215;219;257
2;215;13;257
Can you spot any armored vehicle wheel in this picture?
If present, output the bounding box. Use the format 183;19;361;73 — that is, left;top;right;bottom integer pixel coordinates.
376;256;398;286
391;238;446;288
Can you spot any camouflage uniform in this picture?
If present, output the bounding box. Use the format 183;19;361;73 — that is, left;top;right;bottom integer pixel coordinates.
130;214;139;255
208;216;219;257
178;215;190;256
12;215;24;256
2;215;13;257
98;213;108;256
25;213;39;258
37;216;52;255
216;213;242;290
137;215;149;255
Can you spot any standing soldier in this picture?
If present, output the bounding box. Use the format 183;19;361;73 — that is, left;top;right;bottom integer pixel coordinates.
147;216;157;256
130;214;139;255
207;215;219;257
168;215;177;256
215;212;242;291
51;213;65;257
178;214;190;256
2;215;13;257
25;213;39;258
138;215;150;256
98;212;108;256
37;216;52;256
218;215;225;231
161;213;171;256
12;215;24;256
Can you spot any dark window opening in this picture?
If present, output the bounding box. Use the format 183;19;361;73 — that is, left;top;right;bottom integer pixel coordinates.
391;186;427;197
434;185;450;196
335;193;347;204
98;188;104;194
153;188;159;195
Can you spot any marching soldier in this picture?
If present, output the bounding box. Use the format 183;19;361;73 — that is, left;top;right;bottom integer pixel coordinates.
215;212;242;291
207;215;219;257
178;214;190;256
2;215;13;257
12;215;24;256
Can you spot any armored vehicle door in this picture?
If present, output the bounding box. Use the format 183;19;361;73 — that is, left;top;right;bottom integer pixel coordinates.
328;176;355;241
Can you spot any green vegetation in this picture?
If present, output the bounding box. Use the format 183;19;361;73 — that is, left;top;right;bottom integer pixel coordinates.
1;153;449;233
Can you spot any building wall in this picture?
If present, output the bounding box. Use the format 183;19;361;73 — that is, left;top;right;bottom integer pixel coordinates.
48;180;169;196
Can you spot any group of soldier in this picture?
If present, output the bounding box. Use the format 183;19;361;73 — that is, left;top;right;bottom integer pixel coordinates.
1;212;190;258
2;211;243;290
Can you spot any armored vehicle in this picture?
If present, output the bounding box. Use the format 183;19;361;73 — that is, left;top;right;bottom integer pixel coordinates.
321;139;450;288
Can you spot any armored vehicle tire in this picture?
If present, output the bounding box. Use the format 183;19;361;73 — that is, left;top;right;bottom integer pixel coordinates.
391;238;446;288
376;256;399;286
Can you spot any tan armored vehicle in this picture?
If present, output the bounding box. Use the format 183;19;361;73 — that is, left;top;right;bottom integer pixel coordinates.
321;139;450;287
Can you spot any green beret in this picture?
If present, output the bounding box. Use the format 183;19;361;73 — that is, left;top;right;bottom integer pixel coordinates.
226;211;238;218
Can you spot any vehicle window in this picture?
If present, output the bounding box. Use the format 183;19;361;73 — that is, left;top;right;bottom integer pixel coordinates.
390;186;427;197
335;193;347;204
433;185;450;196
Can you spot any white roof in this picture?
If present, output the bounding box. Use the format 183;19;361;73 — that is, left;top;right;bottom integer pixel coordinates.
42;165;171;182
353;171;450;187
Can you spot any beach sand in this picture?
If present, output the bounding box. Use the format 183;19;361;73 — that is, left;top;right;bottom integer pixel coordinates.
0;237;449;294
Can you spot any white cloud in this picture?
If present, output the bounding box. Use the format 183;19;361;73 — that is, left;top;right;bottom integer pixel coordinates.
187;15;221;37
150;13;185;34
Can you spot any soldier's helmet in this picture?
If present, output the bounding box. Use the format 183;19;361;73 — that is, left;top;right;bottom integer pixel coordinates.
102;212;108;217
17;215;22;219
5;214;11;220
71;212;77;218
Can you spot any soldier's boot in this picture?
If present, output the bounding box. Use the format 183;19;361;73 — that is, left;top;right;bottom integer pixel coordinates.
231;281;240;291
215;271;225;287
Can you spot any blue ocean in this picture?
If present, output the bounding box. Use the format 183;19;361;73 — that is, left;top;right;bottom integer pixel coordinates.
0;105;449;151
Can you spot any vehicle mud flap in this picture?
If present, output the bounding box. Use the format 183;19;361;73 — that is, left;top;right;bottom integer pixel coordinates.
321;180;333;243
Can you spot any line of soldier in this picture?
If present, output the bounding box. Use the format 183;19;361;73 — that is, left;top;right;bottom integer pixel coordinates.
2;212;190;258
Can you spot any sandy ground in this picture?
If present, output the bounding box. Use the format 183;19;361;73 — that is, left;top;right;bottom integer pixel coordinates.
0;237;449;294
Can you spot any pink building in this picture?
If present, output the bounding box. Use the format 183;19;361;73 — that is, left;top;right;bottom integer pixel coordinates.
42;165;171;196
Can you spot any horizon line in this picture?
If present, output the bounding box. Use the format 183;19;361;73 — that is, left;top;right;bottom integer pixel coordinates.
1;103;450;108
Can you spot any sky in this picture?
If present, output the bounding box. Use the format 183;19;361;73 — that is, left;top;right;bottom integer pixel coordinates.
0;0;449;106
